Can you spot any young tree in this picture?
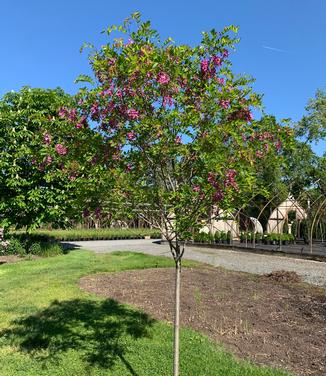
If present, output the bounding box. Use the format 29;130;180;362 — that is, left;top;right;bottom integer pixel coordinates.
0;87;105;230
73;13;290;375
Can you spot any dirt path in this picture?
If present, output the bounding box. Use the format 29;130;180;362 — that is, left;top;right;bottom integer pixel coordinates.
80;266;326;376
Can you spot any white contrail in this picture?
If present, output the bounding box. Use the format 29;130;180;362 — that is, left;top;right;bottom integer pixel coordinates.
262;45;287;53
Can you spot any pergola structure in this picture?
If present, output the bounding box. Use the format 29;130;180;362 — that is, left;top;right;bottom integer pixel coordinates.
266;195;307;234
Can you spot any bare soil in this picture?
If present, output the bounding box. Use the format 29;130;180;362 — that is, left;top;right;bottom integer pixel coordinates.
0;255;38;265
0;255;23;264
79;266;326;376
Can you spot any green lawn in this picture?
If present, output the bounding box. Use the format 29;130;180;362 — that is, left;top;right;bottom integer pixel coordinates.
0;251;291;376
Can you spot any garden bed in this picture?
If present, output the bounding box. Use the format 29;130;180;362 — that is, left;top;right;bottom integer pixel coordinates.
80;266;326;376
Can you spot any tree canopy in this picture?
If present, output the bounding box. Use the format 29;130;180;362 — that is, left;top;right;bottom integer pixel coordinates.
0;87;104;229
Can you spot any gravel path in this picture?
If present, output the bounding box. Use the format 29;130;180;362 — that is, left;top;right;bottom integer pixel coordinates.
66;239;326;286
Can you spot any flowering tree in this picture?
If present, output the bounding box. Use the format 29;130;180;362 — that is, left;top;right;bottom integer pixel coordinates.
0;87;106;230
73;13;290;375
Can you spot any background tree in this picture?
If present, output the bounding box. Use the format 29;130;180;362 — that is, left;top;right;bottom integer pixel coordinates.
0;87;106;230
295;88;326;143
74;13;291;375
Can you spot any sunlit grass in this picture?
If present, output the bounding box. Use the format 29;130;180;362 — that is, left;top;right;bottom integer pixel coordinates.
0;251;291;376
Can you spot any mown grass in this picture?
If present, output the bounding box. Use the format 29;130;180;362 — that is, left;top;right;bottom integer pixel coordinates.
0;251;291;376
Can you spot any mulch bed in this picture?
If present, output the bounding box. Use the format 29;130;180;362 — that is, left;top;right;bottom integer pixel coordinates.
79;266;326;376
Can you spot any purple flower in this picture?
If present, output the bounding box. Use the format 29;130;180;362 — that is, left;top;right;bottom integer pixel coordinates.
125;38;134;47
94;207;101;219
55;144;68;156
125;163;132;172
222;49;229;58
83;209;90;218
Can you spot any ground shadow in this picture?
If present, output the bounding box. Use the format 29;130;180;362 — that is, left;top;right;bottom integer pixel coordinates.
1;298;155;374
60;242;81;251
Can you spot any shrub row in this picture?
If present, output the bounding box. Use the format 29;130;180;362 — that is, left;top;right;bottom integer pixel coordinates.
11;228;162;242
240;232;295;245
0;238;64;257
193;231;232;244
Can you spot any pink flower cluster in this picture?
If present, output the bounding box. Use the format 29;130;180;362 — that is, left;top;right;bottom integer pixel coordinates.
45;155;53;164
212;55;222;66
157;72;170;85
58;107;77;122
125;163;132;172
201;53;226;79
216;77;225;85
91;103;99;120
219;99;230;109
175;135;182;144
201;59;210;74
212;190;224;202
55;144;68;156
207;173;224;202
163;96;173;107
127;108;139;120
275;139;282;151
127;131;136;140
192;185;201;193
224;169;238;191
76;115;87;129
229;108;253;122
44;133;51;145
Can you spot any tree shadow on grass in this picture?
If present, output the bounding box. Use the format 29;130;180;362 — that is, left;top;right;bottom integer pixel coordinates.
1;298;155;375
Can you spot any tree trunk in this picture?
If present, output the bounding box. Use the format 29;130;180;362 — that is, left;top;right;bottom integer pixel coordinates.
173;257;181;376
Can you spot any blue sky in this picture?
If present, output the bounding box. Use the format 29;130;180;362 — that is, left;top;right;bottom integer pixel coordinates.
1;0;325;154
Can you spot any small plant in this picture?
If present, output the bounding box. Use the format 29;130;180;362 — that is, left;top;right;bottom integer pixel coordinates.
255;232;262;244
220;231;227;243
208;232;215;244
0;240;10;255
5;239;26;256
226;231;232;244
214;231;221;244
